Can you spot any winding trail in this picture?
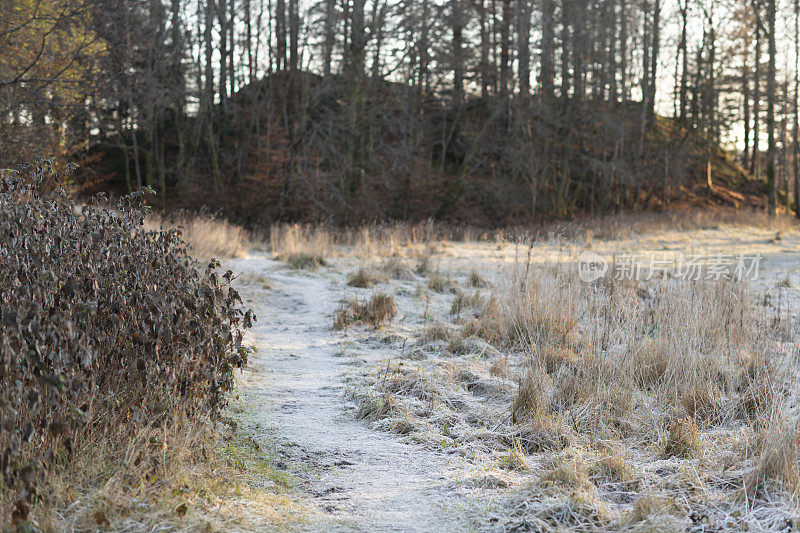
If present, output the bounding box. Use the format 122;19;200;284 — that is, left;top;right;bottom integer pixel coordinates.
228;255;481;532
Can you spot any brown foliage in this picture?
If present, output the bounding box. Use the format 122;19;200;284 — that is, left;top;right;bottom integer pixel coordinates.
0;159;251;526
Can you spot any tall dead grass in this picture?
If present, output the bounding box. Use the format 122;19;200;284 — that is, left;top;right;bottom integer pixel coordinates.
269;223;334;267
146;213;252;260
351;237;800;530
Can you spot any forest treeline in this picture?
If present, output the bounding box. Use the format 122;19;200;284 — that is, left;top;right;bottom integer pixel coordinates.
1;0;798;224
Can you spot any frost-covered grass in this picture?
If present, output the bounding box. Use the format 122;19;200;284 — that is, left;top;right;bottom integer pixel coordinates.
336;220;800;531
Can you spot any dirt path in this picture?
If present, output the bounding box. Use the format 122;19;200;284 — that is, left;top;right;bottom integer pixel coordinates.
228;255;482;532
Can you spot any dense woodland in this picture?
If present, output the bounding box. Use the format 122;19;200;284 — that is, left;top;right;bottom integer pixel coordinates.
2;0;799;224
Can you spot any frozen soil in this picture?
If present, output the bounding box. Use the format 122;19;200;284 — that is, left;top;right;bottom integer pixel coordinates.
227;221;800;532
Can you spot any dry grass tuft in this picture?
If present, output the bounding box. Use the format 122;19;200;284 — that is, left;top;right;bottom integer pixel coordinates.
381;256;415;280
512;367;552;423
662;417;702;458
415;252;432;275
467;269;489;288
270;223;333;268
428;271;457;293
627;493;685;526
421;321;456;343
286;253;327;269
334;293;397;330
498;440;531;471
347;266;384;288
450;289;484;316
590;451;638;486
540;452;594;493
745;412;800;497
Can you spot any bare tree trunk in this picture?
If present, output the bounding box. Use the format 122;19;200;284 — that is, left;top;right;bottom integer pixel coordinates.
677;0;688;121
517;0;532;94
560;0;571;99
451;0;465;103
323;0;336;76
289;0;299;70
498;0;512;96
608;0;618;102
572;0;585;99
742;24;750;169
370;0;388;79
171;0;185;112
244;0;255;81
766;0;776;215
539;0;555;97
640;0;650;113
646;0;660;123
219;0;229;102
228;0;236;94
417;0;431;93
619;0;627;98
204;0;215;109
752;24;761;175
794;0;799;217
477;0;491;97
276;0;287;70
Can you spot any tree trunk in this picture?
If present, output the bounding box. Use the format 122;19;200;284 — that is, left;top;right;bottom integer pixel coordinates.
646;0;660;123
323;0;336;77
219;0;229;102
499;0;512;96
766;0;776;216
451;0;465;103
794;0;799;217
477;0;491;97
743;51;750;170
560;0;571;99
276;0;287;70
204;0;215;109
619;0;627;98
517;0;532;94
678;0;688;121
289;0;299;70
752;24;761;175
608;0;618;102
539;0;555;97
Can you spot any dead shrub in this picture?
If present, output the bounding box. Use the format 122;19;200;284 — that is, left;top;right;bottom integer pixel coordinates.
631;338;670;387
0;160;250;527
679;383;721;423
536;344;580;374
